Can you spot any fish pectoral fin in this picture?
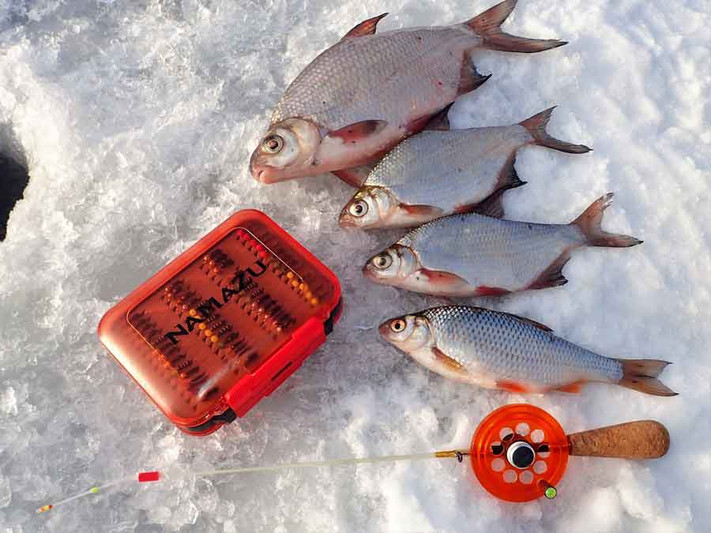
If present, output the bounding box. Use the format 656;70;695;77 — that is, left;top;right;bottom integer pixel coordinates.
332;163;377;187
419;268;470;289
432;347;471;377
496;380;531;393
327;120;388;144
552;381;585;394
342;13;388;39
401;204;443;219
527;252;571;291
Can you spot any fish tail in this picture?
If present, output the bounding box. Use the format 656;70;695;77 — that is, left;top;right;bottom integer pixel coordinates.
466;0;567;53
571;193;643;248
617;359;678;397
520;107;591;154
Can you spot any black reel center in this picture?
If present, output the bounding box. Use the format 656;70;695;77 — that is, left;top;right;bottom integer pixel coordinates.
506;441;536;469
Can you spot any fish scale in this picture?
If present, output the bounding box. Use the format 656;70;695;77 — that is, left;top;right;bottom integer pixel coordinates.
271;28;475;131
402;213;585;291
423;306;623;389
368;126;530;209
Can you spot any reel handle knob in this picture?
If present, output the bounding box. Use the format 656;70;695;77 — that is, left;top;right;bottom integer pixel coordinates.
567;420;670;459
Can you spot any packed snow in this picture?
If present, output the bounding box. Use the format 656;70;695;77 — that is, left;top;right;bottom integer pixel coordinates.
1;0;709;531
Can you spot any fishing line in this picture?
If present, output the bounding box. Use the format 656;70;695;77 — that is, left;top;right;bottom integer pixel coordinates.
36;449;470;514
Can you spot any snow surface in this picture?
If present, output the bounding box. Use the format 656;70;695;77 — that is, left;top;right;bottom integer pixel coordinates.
1;0;709;531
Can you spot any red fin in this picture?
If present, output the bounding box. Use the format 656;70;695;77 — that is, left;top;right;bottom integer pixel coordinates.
496;380;530;393
618;359;677;396
401;204;443;217
475;286;509;297
419;268;469;286
466;0;567;53
572;193;643;248
332;163;377;187
553;381;584;394
527;252;571;290
328;120;388;144
520;107;591;154
458;59;492;96
342;13;388;39
432;347;467;373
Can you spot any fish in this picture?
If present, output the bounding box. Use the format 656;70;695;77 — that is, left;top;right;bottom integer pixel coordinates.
363;193;642;297
250;0;568;185
379;305;677;396
339;107;590;229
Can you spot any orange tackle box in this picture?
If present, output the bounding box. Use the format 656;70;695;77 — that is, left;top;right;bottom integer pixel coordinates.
98;210;342;435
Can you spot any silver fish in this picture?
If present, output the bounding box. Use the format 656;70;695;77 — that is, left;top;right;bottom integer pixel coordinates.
364;193;642;297
250;0;567;185
380;305;677;396
339;107;590;229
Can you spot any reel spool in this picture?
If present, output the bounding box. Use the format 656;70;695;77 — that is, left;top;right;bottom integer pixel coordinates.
470;404;670;502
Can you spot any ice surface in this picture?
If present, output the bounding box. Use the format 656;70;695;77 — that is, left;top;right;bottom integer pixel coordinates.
0;0;709;531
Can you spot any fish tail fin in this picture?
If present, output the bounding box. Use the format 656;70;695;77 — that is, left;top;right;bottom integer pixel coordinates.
617;359;678;397
571;193;643;248
466;0;567;53
520;107;591;154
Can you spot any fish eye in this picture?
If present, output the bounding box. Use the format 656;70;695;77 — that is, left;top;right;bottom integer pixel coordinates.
262;134;284;154
372;254;392;270
349;200;368;217
390;319;406;333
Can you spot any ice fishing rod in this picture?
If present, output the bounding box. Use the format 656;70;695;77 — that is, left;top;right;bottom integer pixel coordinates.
37;404;670;513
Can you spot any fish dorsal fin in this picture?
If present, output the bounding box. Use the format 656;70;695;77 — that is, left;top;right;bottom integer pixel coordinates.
342;13;388;39
327;120;388;144
472;306;553;332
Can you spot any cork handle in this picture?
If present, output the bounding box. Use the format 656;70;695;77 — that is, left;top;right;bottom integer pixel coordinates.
567;420;670;459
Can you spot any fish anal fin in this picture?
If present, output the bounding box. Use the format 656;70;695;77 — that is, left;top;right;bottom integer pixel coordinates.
527;252;571;291
458;59;492;96
424;102;454;131
496;380;530;393
497;155;527;190
342;13;388;39
469;190;507;218
553;381;585;394
327;120;388;144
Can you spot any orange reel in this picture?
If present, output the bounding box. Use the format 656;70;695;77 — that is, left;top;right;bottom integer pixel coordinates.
470;405;569;502
469;404;671;502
